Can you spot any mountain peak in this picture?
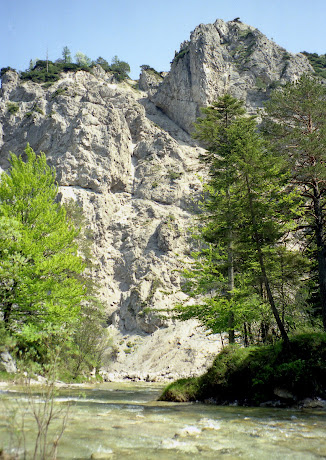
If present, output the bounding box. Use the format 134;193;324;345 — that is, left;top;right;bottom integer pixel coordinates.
149;18;312;133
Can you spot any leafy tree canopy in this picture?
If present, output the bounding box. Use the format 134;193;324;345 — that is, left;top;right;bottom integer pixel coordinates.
110;55;130;81
0;144;86;349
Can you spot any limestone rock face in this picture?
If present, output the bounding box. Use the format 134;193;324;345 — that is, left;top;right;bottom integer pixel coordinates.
0;67;212;379
0;19;314;380
138;68;163;97
0;351;17;373
150;19;312;133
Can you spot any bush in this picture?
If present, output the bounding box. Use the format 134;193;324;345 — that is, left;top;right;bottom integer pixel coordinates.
20;59;91;84
302;51;326;78
7;103;19;115
1;67;15;77
160;333;326;405
172;48;189;64
110;55;130;81
167;170;183;181
140;65;163;80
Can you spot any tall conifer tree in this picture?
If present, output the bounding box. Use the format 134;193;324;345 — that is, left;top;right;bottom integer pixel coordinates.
263;75;326;330
177;96;304;343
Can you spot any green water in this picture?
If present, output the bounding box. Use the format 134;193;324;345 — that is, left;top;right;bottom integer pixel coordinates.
1;382;326;459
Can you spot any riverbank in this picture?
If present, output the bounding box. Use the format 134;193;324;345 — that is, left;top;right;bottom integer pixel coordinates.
159;333;326;408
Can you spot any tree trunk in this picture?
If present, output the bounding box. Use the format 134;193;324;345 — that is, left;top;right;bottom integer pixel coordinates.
227;236;235;343
227;187;235;343
245;175;289;344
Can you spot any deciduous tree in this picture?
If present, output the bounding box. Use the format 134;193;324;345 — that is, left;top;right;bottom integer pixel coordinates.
0;144;86;348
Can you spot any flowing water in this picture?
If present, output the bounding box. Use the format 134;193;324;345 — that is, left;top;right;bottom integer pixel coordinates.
1;382;326;459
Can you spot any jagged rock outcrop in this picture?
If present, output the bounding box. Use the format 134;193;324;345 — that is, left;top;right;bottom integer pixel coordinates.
0;18;314;380
138;67;164;97
149;19;312;133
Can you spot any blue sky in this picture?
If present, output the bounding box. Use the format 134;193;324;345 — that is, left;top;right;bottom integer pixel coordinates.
1;0;325;79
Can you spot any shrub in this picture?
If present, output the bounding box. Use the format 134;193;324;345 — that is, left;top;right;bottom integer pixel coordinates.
20;59;91;84
160;334;326;405
51;87;67;99
7;103;19;115
1;67;15;77
110;55;130;81
167;170;183;181
302;51;326;78
140;65;163;80
172;48;189;64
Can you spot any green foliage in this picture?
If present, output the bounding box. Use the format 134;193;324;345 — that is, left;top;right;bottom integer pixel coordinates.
21;60;62;83
159;377;200;402
140;65;163;80
0;322;16;353
238;28;254;40
0;144;86;353
302;51;326;78
255;76;266;90
95;56;110;71
110;55;130;81
167;170;183;181
20;59;91;84
66;301;110;378
230;29;256;67
172;47;189;64
3;51;131;86
75;51;92;67
2;349;71;458
263;75;326;330
51;87;68;99
6;103;19;115
23;103;44;119
160;333;326;405
62;46;72;64
0;67;15;77
192;94;246;154
178;95;305;343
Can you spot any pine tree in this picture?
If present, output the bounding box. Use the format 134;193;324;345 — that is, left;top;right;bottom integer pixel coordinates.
263;75;326;330
192;95;246;342
177;97;304;343
62;46;72;64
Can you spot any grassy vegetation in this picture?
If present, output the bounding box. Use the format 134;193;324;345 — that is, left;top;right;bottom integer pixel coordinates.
0;371;17;382
159;333;326;406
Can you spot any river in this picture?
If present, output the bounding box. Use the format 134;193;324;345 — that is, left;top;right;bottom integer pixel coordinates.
1;382;326;459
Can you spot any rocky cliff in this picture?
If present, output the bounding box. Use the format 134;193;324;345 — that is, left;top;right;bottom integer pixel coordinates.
0;19;313;381
147;19;312;133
